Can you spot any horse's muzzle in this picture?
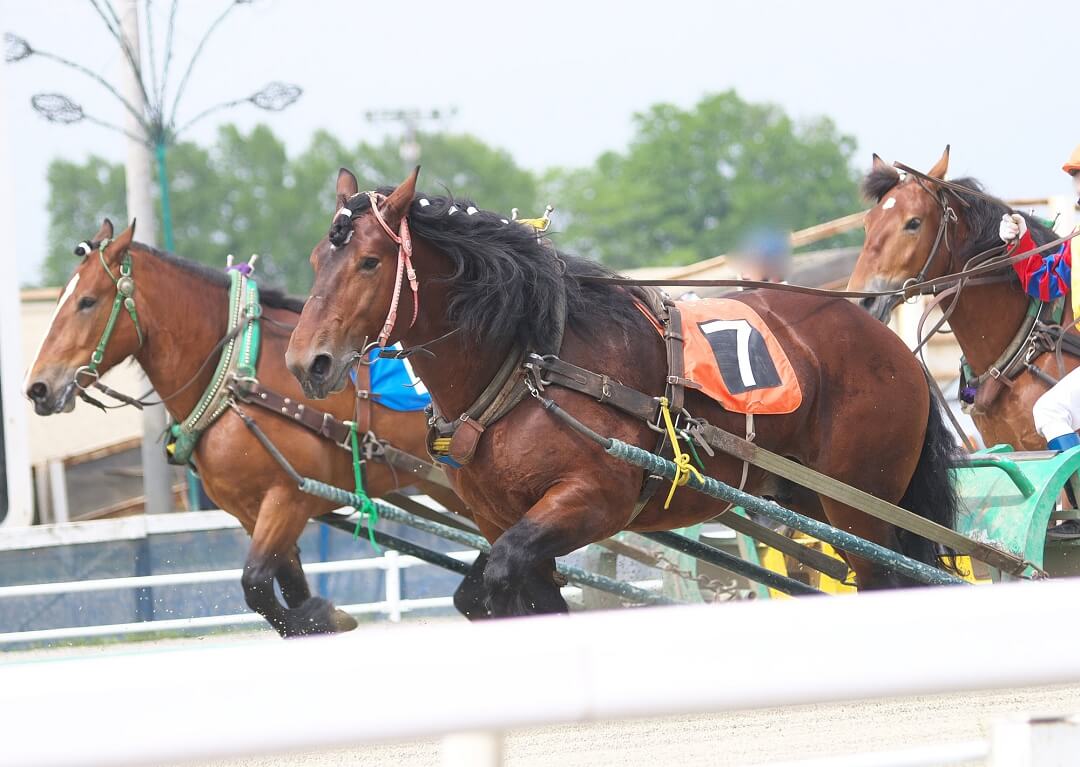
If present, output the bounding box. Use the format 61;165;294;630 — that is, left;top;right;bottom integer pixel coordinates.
859;294;903;324
26;377;77;416
286;349;351;400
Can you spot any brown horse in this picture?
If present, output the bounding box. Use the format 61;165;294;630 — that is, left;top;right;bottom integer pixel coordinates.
848;147;1072;450
24;218;470;636
285;167;962;614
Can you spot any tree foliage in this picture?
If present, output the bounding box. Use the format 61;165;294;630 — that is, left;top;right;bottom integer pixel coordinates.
43;126;540;292
42;91;864;288
545;90;863;268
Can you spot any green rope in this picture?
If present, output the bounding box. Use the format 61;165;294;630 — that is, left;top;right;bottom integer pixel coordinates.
680;431;707;471
349;422;381;552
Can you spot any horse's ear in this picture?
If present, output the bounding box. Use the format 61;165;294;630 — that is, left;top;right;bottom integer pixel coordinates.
105;219;136;261
336;168;359;210
384;166;420;223
928;145;950;180
94;218;114;242
872;153;890;172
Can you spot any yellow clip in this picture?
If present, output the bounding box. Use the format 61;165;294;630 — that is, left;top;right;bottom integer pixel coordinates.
659;397;703;509
511;204;554;233
430;437;452;455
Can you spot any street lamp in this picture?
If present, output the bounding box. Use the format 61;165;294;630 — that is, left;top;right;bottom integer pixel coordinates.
364;107;457;171
4;1;302;252
6;1;302;513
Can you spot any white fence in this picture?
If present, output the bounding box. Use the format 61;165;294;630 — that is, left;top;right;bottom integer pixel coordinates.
4;577;1080;766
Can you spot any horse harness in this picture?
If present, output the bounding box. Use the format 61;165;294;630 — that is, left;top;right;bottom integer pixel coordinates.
71;243;450;491
421;271;747;522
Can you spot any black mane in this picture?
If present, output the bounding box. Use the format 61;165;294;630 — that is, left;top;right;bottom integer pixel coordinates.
946;178;1059;267
336;189;642;349
77;237;306;313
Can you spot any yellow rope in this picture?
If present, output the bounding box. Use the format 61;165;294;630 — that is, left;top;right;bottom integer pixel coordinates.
659;397;703;509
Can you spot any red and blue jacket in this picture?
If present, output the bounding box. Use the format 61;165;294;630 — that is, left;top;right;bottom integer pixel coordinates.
1010;228;1071;301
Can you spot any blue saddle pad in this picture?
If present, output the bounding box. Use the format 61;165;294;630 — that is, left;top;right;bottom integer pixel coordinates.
348;345;431;412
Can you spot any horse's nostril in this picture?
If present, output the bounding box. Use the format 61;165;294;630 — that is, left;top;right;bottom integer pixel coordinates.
310;354;332;382
860;297;875;311
27;382;48;402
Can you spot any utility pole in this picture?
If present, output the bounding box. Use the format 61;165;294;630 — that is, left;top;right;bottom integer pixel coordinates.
119;0;172;515
0;56;34;527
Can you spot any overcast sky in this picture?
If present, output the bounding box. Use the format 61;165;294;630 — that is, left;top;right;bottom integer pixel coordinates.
3;0;1077;286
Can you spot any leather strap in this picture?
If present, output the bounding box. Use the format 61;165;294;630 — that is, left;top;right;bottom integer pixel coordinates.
427;286;568;466
352;361;374;435
529;354;660;422
231;379;352;445
662;299;691;412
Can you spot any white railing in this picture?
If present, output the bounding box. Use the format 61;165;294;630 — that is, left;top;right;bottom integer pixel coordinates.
0;548;479;645
4;577;1080;766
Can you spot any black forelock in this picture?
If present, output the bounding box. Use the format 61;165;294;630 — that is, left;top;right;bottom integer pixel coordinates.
334;189;642;349
862;165;902;202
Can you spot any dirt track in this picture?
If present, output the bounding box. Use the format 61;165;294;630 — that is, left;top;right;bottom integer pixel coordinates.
179;684;1080;767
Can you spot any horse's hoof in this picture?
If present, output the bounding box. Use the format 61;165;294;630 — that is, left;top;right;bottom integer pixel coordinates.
330;608;358;632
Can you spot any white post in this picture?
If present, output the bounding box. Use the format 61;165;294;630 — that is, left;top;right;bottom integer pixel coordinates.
384;549;402;623
118;0;173;516
440;732;503;767
0;52;35;528
46;460;69;524
989;714;1080;766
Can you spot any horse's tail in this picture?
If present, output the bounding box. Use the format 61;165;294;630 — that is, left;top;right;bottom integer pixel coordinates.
896;397;964;568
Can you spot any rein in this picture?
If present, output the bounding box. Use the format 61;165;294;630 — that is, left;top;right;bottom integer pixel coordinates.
580;229;1079;300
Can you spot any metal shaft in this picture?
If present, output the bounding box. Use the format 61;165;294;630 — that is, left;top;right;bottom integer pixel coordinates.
606;439;966;587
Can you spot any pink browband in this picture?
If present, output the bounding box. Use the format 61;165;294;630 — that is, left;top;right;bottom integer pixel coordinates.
363;191;419;347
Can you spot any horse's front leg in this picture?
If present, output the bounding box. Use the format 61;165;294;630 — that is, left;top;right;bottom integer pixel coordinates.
483;478;632;617
244;486;357;637
275;545;312;609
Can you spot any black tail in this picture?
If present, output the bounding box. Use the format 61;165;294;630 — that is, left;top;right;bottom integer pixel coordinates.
897;399;964;567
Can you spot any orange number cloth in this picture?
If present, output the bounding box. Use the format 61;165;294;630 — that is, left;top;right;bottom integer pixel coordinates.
639;298;803;415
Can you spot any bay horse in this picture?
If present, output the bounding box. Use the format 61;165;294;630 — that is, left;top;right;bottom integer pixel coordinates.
24;218;470;637
848;147;1071;450
285;167;962;615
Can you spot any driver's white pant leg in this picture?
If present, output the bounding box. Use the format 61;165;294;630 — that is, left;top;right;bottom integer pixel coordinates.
1033;365;1080;442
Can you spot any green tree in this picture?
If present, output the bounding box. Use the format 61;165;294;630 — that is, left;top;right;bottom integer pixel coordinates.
42;125;541;292
44;156;126;283
545;90;863;269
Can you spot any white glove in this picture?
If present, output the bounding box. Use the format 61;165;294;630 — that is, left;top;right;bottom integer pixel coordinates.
999;213;1028;243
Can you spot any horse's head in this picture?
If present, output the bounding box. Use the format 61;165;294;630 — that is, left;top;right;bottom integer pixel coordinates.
286;167;419;399
25;219;142;415
849;146;953;321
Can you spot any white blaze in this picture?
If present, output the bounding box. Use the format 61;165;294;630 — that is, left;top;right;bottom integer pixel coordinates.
883;197;897;210
23;273;80;389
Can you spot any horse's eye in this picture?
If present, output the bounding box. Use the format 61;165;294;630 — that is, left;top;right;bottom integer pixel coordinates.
359;257;379;272
77;296;97;311
904;218;922;231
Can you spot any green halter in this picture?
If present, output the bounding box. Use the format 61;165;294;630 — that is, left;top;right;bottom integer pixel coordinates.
74;239;144;391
